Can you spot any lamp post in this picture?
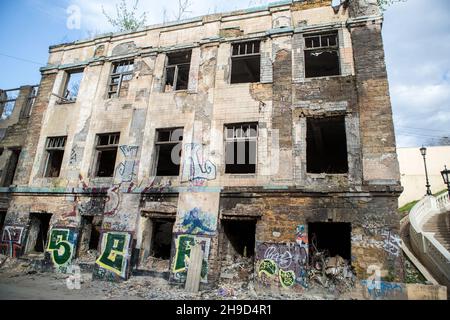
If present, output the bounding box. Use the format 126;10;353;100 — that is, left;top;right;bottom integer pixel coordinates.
420;147;432;196
441;165;450;199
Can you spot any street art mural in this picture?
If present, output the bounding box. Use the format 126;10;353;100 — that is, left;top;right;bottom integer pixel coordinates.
116;145;139;183
174;207;217;236
181;143;216;183
174;192;220;236
46;227;78;272
171;234;211;283
94;231;132;281
255;242;309;289
0;225;26;257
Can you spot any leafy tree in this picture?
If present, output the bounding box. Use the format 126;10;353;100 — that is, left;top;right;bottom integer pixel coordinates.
102;0;148;32
377;0;407;11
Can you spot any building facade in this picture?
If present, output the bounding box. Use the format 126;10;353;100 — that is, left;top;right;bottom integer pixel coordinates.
0;0;404;293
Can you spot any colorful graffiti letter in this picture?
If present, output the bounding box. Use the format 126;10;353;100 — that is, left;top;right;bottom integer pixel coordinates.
0;225;25;258
279;269;296;288
258;259;278;277
96;232;131;278
47;228;76;268
172;234;210;282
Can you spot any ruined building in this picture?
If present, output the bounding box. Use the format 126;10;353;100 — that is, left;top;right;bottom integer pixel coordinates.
0;0;405;294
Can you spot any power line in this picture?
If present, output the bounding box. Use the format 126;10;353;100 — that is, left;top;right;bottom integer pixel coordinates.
0;52;45;66
396;125;450;133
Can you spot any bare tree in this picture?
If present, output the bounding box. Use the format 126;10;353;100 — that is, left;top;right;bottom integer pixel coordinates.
174;0;193;21
102;0;148;32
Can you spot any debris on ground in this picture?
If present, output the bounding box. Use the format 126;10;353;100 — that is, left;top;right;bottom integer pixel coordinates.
141;256;170;272
74;250;97;263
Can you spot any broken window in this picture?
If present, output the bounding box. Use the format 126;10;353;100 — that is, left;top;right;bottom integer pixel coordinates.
2;148;21;186
230;41;261;84
26;213;52;254
20;85;39;118
63;69;83;101
164;50;192;92
150;218;175;259
222;219;256;258
155;128;183;176
0;88;20;120
304;32;340;78
78;215;102;257
225;123;257;174
43;137;66;178
308;222;351;260
94;132;120;177
306;116;348;174
108;60;134;98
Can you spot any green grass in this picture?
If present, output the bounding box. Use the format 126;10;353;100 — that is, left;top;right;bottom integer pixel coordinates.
398;189;447;215
399;200;419;214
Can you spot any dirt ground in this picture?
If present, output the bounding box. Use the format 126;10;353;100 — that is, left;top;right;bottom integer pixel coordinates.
0;257;333;300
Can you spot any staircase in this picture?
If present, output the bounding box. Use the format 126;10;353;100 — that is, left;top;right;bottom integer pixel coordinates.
409;192;450;290
423;212;450;252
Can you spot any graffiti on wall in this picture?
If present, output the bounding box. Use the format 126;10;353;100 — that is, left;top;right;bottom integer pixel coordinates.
295;225;308;250
174;207;217;236
361;280;405;299
256;242;309;289
115;145;139;183
181;143;216;183
171;234;210;283
77;197;105;216
95;231;132;280
104;186;120;216
352;229;402;257
46;227;78;271
0;225;26;257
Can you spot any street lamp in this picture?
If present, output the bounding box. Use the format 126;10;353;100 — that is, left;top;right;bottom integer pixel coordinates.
441;165;450;198
420;146;432;196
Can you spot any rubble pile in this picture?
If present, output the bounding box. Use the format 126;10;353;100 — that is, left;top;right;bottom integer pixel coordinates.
307;249;355;293
141;256;170;272
74;250;97;263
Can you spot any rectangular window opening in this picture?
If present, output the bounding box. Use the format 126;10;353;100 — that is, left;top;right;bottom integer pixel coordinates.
63;69;83;101
165;51;192;92
94;133;120;177
308;222;351;261
44;137;67;178
26;213;52;254
225;123;257;174
230;41;261;84
306;116;348;174
150;218;175;260
222;219;256;258
0;88;20;120
108;60;134;98
304;32;340;78
155;128;183;176
78;215;102;259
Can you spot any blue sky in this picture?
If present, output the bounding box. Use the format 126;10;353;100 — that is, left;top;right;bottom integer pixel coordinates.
0;0;449;147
